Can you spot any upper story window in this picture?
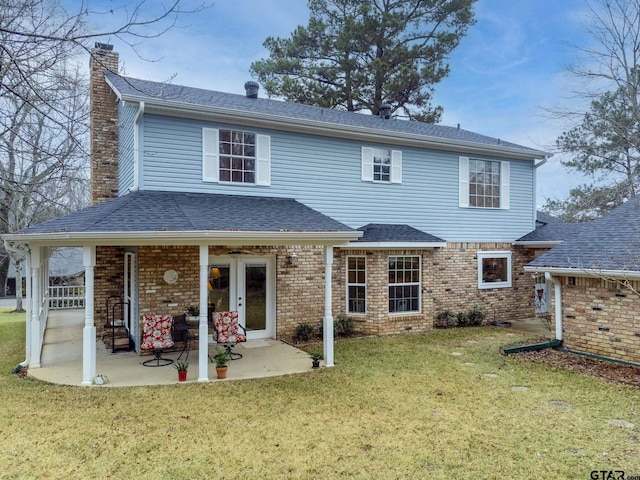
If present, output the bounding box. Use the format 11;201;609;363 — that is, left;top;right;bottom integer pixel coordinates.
459;156;510;209
477;251;512;289
219;130;256;183
362;147;402;184
202;128;271;186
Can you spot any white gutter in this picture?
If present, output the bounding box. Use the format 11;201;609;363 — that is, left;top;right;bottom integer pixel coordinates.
545;272;563;341
2;230;363;247
524;265;640;279
345;241;447;249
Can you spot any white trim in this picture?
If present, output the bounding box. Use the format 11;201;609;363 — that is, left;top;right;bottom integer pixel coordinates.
255;134;271;186
132;101;144;191
387;255;421;314
346;241;446;249
5;230;363;247
477;251;512;289
523;265;640;279
500;161;510;210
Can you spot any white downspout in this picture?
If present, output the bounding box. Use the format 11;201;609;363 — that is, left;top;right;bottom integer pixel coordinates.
545;271;562;341
131;101;144;192
323;246;335;367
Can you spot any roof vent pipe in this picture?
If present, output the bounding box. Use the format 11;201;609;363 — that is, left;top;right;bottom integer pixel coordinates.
244;81;259;99
379;103;392;119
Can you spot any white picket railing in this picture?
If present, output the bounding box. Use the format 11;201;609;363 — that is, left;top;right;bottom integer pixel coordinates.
48;285;85;309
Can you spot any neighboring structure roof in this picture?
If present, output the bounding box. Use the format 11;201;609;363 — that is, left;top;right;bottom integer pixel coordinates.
7;247;83;279
535;210;562;228
5;191;360;245
104;71;548;160
351;223;446;248
527;197;640;273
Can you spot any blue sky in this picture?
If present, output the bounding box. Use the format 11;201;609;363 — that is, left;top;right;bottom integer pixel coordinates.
89;0;596;205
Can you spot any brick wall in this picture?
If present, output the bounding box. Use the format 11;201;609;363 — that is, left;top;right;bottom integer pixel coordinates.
95;246;125;336
431;243;536;322
90;46;119;205
560;276;640;364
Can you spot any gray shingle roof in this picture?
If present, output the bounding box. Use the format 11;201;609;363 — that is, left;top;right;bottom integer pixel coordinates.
14;191;354;235
104;71;546;157
517;220;585;243
355;223;445;243
528;197;640;271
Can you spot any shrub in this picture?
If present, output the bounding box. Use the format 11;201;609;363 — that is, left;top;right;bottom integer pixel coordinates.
334;314;355;336
435;309;457;328
295;323;314;342
466;307;486;326
456;311;469;327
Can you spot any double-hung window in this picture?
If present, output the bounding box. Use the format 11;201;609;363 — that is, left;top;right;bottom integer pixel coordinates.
202;128;271;185
362;147;402;183
477;251;512;289
346;256;366;314
459;157;510;209
388;256;420;313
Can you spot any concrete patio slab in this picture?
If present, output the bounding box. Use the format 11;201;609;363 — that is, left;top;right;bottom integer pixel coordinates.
28;309;315;387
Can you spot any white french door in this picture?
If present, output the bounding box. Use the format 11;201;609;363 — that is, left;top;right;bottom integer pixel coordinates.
208;255;275;340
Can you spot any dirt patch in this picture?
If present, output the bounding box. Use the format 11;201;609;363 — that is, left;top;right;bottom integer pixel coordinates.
512;348;640;387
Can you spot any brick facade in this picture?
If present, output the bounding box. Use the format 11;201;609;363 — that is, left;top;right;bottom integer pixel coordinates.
90;46;119;205
94;243;541;346
558;276;640;364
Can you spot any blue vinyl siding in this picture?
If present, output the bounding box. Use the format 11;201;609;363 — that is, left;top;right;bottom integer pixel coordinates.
118;102;137;194
140;114;536;242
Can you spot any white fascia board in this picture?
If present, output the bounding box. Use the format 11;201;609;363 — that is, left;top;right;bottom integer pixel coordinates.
115;90;549;160
3;230;363;248
512;240;563;248
344;241;447;249
523;265;640;279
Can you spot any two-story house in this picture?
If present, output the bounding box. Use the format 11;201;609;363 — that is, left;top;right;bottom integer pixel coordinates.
4;44;550;384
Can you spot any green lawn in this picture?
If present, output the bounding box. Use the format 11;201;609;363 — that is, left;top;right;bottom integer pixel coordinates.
1;308;639;479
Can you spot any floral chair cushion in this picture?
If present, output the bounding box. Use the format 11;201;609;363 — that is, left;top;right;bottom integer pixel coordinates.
212;311;247;343
140;314;175;350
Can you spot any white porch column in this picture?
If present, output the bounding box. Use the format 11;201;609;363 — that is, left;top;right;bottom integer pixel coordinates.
82;246;96;385
545;272;563;341
29;247;42;368
198;244;210;382
323;246;335;367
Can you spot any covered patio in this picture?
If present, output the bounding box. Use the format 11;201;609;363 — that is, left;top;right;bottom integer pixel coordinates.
30;309;314;387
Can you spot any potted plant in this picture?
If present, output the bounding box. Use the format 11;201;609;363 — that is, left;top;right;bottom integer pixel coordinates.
309;351;323;369
214;347;231;379
186;306;199;321
174;360;189;381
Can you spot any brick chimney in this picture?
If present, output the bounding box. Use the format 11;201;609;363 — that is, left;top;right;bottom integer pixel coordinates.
90;43;119;205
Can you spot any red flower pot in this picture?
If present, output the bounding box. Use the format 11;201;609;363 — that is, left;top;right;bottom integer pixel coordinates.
178;370;187;382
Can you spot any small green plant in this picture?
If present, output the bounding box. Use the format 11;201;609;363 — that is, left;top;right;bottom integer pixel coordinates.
296;323;314;341
334;314;355;336
173;361;189;372
309;351;324;361
435;309;457;328
466;307;486;326
214;347;231;367
186;306;199;317
456;311;469;327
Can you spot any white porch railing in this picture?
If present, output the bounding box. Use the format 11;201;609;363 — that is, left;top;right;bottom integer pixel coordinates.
48;285;85;309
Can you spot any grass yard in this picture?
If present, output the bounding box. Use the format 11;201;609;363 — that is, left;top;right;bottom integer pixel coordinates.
1;308;639;479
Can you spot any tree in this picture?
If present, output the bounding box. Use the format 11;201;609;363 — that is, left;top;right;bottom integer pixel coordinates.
250;0;476;122
0;0;205;310
543;0;640;221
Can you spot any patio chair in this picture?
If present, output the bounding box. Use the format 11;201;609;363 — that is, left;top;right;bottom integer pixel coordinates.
140;314;175;367
210;311;246;360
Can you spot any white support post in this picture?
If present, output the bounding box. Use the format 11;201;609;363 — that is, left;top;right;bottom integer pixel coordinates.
82;246;96;385
545;272;563;341
323;246;335;367
198;244;210;382
29;247;42;368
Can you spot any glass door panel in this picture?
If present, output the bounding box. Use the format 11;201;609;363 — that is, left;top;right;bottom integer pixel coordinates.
208;264;231;314
244;264;266;331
